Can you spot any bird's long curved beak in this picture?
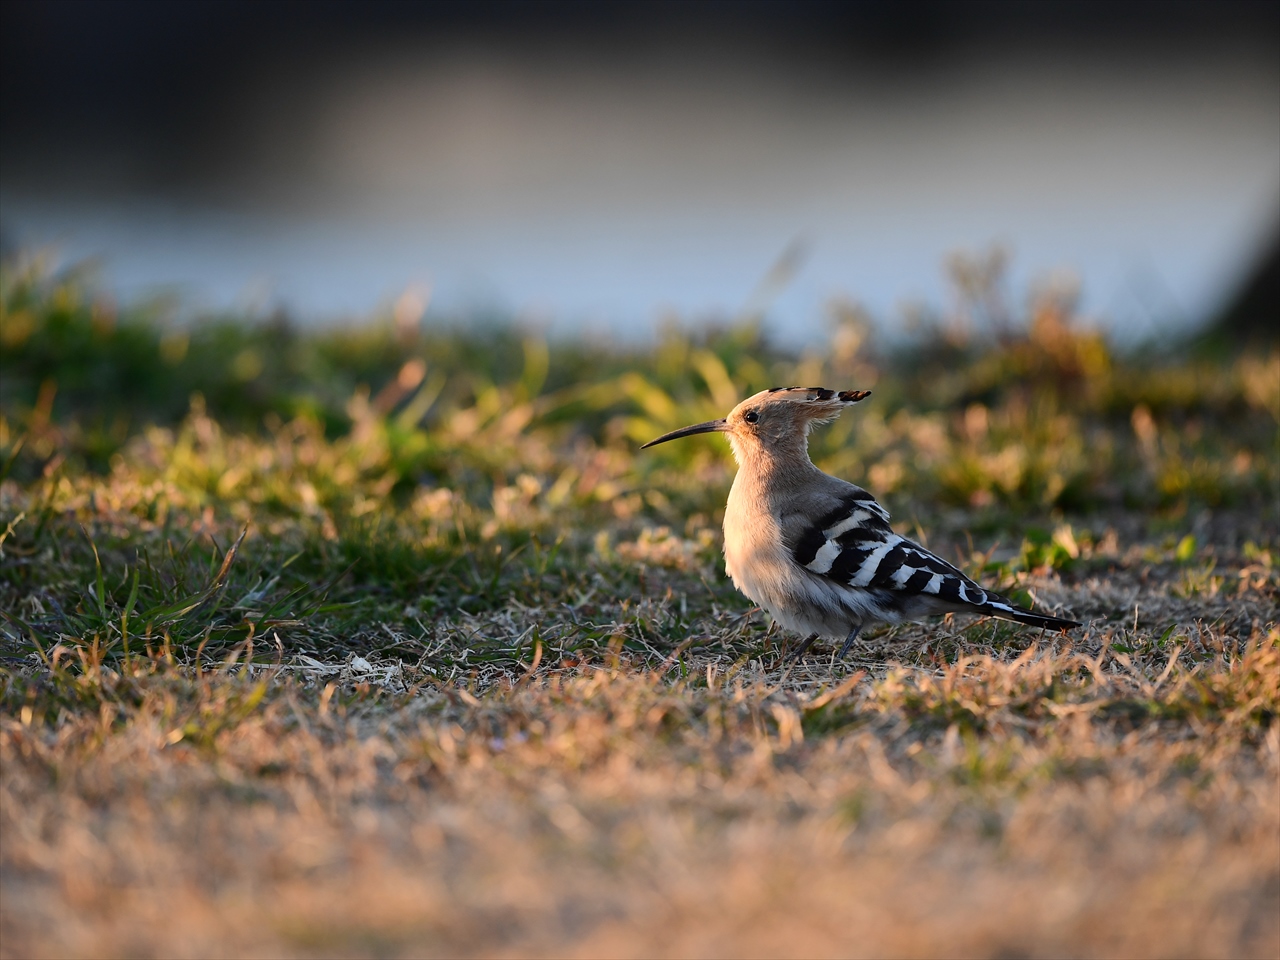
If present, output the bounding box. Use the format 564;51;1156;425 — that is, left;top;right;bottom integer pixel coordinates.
640;419;728;448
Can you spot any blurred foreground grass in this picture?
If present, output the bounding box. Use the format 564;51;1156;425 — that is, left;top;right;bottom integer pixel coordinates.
1;255;1277;958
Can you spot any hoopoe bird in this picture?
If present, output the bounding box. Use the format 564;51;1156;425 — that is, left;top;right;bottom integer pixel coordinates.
643;387;1080;658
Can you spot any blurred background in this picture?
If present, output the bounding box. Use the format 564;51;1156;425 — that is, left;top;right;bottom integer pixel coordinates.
2;0;1278;343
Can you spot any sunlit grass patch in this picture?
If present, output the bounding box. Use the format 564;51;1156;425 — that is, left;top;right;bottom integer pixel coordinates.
2;256;1278;957
4;631;1276;957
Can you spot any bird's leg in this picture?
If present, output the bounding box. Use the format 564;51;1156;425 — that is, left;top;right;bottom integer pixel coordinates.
787;633;820;661
836;626;862;658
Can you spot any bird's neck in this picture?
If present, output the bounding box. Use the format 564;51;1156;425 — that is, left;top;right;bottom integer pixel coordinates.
729;436;821;493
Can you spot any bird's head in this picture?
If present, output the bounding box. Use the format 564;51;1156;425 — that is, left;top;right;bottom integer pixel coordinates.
641;386;871;464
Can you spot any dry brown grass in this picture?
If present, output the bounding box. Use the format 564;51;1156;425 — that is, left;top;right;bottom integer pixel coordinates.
3;599;1276;958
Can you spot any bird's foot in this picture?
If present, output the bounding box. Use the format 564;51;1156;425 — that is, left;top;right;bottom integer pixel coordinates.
786;633;820;662
836;627;863;658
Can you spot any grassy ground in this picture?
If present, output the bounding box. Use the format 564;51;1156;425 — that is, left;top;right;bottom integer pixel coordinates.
1;256;1278;958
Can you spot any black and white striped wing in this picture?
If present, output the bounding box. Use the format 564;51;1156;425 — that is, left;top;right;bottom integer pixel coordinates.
788;489;1017;617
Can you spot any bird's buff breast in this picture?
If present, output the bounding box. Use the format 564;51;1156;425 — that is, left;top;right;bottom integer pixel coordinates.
722;480;809;632
722;472;865;639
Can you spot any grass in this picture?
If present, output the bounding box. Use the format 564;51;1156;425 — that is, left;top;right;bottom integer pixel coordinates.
1;253;1278;958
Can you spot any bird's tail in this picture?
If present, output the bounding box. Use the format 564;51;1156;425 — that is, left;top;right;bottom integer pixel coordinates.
993;606;1081;631
976;587;1080;630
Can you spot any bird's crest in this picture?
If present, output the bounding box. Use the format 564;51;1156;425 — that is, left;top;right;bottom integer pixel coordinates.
765;386;871;403
751;386;871;425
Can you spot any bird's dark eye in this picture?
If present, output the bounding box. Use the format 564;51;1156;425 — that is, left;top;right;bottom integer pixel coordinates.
743;410;759;424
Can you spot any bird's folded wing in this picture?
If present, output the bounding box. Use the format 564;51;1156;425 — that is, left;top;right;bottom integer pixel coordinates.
783;487;997;608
